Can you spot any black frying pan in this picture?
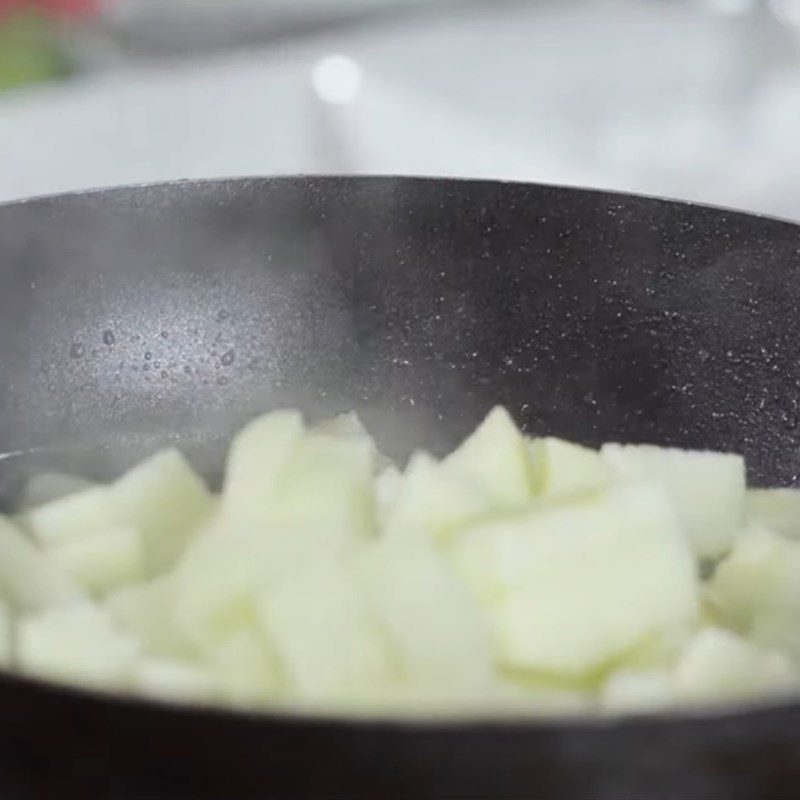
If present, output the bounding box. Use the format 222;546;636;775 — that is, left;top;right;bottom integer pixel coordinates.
1;176;800;799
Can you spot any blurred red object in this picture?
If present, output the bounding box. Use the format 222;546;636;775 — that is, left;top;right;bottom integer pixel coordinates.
0;0;99;18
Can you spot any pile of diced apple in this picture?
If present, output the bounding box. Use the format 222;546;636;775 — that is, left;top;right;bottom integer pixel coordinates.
2;405;800;716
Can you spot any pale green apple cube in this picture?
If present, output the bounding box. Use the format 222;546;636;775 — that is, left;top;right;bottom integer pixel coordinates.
266;430;377;539
454;483;698;676
171;527;262;655
0;602;12;667
50;526;145;597
0;515;84;610
111;448;213;576
745;488;800;540
601;443;745;559
358;536;493;695
17;604;139;690
22;472;95;509
222;409;305;527
708;525;800;661
600;670;675;713
172;518;349;655
384;452;493;544
212;629;279;706
256;557;397;702
674;628;799;704
374;464;403;527
105;577;195;659
443;406;533;509
529;437;611;501
135;657;218;703
24;486;121;549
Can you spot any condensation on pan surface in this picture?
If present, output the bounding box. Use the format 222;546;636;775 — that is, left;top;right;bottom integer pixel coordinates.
0;176;799;496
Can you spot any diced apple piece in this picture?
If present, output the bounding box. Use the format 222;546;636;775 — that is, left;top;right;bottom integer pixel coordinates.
21;472;95;509
384;452;493;545
674;628;799;704
375;464;402;527
315;411;393;468
105;577;195;659
601;443;745;559
600;670;675;713
530;437;611;501
111;449;213;576
0;515;84;610
0;602;12;667
256;557;397;702
616;626;696;672
222;410;305;527
17;604;139;690
266;430;376;539
495;682;595;716
313;411;369;439
708;525;800;661
358;536;493;696
172;519;348;655
49;526;145;597
745;488;800;540
443;406;532;509
171;527;262;655
453;483;698;675
24;487;121;549
708;525;800;629
749;614;800;666
212;629;279;706
135;657;218;703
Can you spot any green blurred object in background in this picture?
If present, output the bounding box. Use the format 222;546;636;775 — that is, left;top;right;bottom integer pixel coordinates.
0;10;71;92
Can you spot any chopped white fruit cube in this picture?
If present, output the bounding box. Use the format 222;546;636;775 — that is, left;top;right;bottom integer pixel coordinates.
0;602;12;667
49;526;145;597
17;605;139;690
745;488;800;540
222;409;305;527
105;577;194;659
22;472;95;509
384;452;492;544
12;406;800;716
708;525;800;628
488;678;595;716
358;536;493;695
135;657;218;703
708;525;800;661
600;670;675;713
111;448;213;576
454;483;698;675
171;527;262;655
313;411;370;439
256;558;397;701
374;464;402;527
212;629;279;706
0;515;84;610
443;406;532;509
24;487;121;549
172;519;349;655
265;430;376;539
601;443;745;559
674;628;799;704
529;437;611;501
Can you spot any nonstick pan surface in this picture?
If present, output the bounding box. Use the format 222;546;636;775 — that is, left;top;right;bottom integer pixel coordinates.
1;176;800;799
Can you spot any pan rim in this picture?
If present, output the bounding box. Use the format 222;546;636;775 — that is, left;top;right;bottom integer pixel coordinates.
1;173;799;233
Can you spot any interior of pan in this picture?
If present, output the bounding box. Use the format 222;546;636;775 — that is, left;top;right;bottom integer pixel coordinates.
2;175;800;796
1;175;800;505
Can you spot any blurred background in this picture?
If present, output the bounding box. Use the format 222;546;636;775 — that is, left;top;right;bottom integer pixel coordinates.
0;0;799;218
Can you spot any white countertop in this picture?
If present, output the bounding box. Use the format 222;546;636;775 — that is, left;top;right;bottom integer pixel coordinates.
2;0;799;218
